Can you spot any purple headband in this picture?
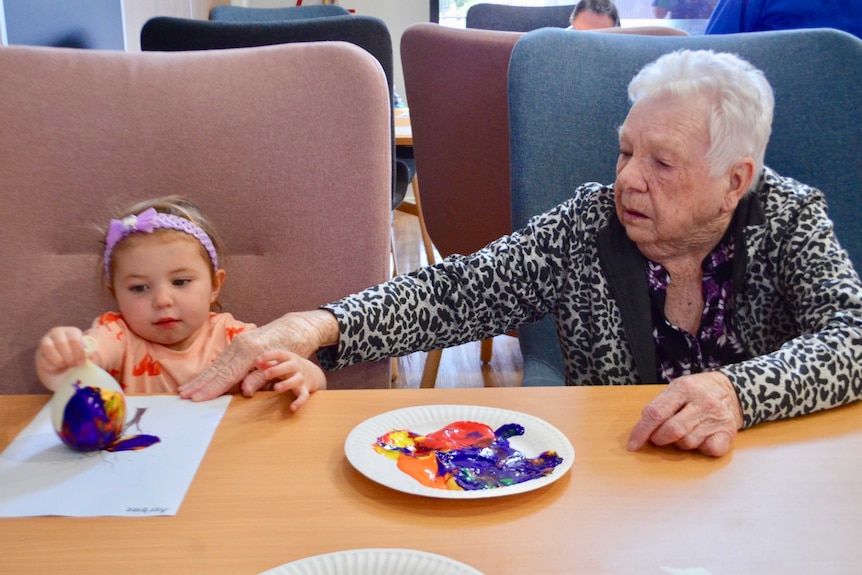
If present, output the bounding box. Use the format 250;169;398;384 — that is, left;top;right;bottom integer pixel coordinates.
104;207;219;278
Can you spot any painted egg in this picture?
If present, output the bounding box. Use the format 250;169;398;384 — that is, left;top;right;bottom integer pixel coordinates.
48;359;127;452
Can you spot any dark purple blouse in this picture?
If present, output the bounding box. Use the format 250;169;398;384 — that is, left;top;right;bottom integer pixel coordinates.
647;234;749;382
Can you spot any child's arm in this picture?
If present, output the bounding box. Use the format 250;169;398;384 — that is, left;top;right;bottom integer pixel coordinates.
35;326;88;391
253;349;327;412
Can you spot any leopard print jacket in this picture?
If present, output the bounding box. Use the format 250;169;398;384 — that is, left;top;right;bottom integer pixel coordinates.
320;167;862;428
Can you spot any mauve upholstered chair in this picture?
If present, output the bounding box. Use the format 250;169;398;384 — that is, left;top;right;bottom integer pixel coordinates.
140;14;412;211
0;42;392;393
508;28;862;386
401;23;523;388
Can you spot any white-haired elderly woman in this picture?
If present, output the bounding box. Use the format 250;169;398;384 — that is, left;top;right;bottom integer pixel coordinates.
180;50;862;457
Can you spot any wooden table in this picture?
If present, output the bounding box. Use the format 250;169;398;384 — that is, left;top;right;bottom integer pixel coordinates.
1;386;860;574
394;106;413;146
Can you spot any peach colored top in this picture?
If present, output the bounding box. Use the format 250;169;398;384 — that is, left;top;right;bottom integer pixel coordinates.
85;312;255;393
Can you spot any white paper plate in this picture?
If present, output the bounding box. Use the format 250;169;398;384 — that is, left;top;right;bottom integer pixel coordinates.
344;404;574;499
259;548;484;575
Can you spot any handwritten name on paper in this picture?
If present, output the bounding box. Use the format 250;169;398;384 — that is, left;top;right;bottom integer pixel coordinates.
125;507;170;515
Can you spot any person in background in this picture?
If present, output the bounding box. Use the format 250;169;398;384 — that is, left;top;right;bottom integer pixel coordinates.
705;0;862;39
179;50;862;458
652;0;716;19
569;0;621;30
35;196;324;411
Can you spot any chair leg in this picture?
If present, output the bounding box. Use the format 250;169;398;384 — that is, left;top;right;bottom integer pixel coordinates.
480;338;493;364
420;348;443;388
411;176;436;265
390;225;399;277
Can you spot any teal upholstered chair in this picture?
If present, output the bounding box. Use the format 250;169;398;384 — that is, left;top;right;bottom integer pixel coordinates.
507;28;862;386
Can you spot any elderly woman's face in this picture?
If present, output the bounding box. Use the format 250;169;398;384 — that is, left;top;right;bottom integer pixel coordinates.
614;96;736;261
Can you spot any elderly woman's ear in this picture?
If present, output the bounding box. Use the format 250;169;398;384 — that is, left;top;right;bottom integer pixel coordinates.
722;158;756;212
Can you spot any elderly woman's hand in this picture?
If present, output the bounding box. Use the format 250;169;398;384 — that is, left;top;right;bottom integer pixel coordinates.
627;372;744;457
178;310;339;402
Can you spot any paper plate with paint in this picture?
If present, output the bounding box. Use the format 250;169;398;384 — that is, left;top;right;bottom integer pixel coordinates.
259;548;484;575
344;404;574;499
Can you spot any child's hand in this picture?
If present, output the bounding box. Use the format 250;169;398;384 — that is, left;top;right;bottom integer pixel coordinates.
35;327;87;391
253;349;326;412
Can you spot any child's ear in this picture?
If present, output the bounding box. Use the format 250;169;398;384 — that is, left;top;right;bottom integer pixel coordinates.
211;269;227;302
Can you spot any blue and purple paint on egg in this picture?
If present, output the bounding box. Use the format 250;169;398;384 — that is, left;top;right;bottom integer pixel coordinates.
47;337;160;453
374;420;562;491
54;382;160;452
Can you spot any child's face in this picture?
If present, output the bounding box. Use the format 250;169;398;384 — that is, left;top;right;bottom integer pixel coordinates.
110;233;224;351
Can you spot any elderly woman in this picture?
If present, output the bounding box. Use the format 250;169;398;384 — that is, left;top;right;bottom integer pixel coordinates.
180;50;862;457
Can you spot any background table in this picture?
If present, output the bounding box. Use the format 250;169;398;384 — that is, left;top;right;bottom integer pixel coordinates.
1;386;860;574
394;106;412;146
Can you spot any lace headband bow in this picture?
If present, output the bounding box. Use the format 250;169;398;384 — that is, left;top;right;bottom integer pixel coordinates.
103;207;219;279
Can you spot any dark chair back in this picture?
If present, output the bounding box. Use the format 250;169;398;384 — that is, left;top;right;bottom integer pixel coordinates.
466;3;576;32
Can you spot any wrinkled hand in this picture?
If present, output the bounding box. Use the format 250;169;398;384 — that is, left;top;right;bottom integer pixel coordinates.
254;349;326;412
35;326;87;391
627;372;743;457
178;310;338;401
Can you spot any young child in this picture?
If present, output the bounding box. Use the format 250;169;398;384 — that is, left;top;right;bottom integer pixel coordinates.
35;196;324;411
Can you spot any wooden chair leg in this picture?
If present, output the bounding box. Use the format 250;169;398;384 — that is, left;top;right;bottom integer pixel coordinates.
480;338;493;364
391;357;399;382
390;225;399;277
411;176;436;265
420;348;443;388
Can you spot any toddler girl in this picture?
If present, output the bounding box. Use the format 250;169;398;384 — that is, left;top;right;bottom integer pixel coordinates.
35;196;324;411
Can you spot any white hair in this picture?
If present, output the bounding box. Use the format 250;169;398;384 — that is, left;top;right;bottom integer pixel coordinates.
627;49;774;184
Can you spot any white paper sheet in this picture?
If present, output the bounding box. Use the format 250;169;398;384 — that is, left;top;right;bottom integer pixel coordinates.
0;395;231;517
